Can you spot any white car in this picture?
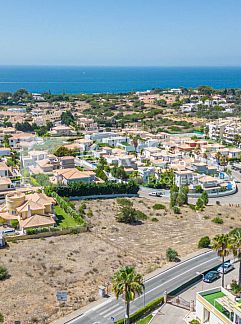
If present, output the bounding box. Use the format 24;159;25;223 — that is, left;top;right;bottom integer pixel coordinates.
148;191;163;197
217;262;234;274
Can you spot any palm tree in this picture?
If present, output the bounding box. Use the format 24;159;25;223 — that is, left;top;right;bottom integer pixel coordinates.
215;151;222;164
229;230;241;285
212;234;229;287
130;134;141;157
112;266;144;324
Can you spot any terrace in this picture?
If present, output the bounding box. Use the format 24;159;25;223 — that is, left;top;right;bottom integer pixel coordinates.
197;287;241;324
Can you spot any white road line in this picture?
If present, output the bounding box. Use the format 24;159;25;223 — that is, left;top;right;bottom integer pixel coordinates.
144;251;216;284
140;256;220;298
67;252;218;323
103;306;124;318
99;304;123;316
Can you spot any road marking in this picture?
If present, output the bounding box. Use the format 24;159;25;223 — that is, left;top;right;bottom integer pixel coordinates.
103;306;124;318
135;256;220;299
99;304;123;316
144;251;216;284
67;252;219;323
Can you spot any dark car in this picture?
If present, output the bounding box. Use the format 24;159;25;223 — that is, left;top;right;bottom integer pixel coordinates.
203;271;220;283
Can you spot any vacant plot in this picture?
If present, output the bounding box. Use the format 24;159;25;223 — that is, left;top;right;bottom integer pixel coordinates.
77;197;241;269
0;197;240;323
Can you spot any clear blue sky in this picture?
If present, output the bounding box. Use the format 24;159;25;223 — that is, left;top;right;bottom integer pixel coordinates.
1;0;240;66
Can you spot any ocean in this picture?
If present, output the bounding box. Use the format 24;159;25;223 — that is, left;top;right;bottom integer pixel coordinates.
0;66;241;94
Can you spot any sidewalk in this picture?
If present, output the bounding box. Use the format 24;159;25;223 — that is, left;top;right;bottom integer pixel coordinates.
150;304;186;324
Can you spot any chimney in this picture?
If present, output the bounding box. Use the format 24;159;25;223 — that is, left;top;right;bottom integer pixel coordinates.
27;204;31;218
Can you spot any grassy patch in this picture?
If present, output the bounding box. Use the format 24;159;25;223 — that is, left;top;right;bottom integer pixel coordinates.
203;291;225;306
54;206;79;229
137;315;153;324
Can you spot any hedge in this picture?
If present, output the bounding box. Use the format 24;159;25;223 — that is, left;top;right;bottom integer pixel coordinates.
45;181;139;198
114;296;164;324
51;192;85;225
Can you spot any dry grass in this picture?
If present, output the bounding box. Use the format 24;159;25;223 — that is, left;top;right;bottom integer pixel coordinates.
0;197;240;323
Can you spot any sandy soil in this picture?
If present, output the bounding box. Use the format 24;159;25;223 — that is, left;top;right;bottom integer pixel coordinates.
0;197;240;323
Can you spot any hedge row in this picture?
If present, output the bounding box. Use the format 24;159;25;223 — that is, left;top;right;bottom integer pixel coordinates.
45;181;139;198
26;226;59;235
51;192;85;225
114;296;164;324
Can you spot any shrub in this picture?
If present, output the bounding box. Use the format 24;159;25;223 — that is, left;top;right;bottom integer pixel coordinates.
153;203;166;210
0;266;9;281
212;217;223;224
230;280;241;295
166;248;178;262
189;320;200;324
198;236;210;248
173;206;181;214
0;313;4;323
26;227;50;235
151;217;159;222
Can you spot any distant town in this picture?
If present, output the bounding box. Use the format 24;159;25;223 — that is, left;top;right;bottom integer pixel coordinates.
1;86;241;324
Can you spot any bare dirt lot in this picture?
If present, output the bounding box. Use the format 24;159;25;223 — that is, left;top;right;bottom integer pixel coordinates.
0;197;240;323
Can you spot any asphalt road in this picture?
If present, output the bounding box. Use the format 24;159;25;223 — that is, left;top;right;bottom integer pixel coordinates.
67;251;221;324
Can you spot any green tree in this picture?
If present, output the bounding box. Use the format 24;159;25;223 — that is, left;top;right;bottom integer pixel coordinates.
177;185;189;206
112;266;144;324
116;199;147;224
111;165;128;180
201;191;209;206
229;229;241;285
195;197;204;211
61;110;75;126
54;146;73;157
3;134;10;148
130;134;141;156
212;234;229;287
170;185;178;208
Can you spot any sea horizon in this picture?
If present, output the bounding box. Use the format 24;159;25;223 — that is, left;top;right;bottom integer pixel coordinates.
0;65;241;94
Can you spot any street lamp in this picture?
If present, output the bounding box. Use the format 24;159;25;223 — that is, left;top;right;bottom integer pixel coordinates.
143;280;146;307
196;271;205;291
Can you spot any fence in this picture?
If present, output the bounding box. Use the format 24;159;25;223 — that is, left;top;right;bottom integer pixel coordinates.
6;225;88;242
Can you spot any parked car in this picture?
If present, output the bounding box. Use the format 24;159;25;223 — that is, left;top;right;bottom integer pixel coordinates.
149;191;163;197
217;262;234;274
203;271;220;283
2;228;15;235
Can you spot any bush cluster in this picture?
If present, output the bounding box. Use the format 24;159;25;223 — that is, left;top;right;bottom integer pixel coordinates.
0;266;9;281
212;217;223;224
198;236;210;248
166;247;178;262
26;227;53;235
153;203;166;210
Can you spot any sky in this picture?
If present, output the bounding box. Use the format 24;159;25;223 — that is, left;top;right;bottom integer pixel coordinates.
0;0;241;66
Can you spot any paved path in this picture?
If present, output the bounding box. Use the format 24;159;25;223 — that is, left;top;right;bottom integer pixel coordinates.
55;251;221;324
